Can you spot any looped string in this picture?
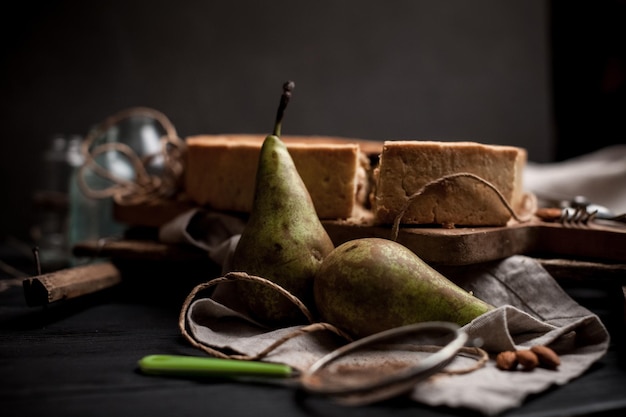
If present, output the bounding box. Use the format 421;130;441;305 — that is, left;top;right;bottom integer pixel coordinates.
391;172;536;241
77;107;187;205
178;271;488;379
178;271;352;361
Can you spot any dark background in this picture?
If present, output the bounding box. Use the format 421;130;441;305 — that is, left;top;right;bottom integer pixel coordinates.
1;0;624;246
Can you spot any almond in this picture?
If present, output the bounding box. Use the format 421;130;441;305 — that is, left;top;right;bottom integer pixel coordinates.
496;351;518;371
516;349;539;371
531;345;561;369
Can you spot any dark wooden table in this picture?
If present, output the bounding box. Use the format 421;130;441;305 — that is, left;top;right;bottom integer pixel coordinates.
1;242;625;417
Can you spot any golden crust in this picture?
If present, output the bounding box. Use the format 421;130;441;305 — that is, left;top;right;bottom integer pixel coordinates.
372;141;527;227
184;135;373;219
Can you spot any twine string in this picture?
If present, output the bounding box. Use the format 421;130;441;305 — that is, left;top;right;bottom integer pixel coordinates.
177;271;487;377
177;271;352;361
391;172;535;241
77;107;187;205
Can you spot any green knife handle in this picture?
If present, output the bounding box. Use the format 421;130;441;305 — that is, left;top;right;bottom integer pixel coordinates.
138;354;292;378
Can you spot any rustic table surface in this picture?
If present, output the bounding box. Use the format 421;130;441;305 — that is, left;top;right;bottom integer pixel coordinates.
1;242;625;417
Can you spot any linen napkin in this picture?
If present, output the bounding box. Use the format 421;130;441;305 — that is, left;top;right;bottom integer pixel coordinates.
178;255;609;415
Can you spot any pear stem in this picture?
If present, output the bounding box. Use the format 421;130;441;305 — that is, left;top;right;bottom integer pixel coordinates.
273;81;295;137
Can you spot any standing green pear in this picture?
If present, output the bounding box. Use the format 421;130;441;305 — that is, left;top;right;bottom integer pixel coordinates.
230;81;335;325
314;237;494;339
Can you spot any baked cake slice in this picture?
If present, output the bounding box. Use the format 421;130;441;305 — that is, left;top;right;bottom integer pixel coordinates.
372;141;527;227
184;134;375;219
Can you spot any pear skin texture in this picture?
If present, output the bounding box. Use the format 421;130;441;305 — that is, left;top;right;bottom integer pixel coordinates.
231;135;335;325
313;238;494;339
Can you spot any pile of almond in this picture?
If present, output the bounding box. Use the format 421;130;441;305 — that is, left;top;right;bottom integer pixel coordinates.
496;345;561;371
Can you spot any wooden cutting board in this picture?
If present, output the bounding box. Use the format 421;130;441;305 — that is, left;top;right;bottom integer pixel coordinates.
26;204;623;306
324;218;626;265
112;200;626;266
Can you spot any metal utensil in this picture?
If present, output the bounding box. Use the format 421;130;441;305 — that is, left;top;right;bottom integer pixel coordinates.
537;194;626;226
138;322;472;405
299;321;469;405
561;196;626;224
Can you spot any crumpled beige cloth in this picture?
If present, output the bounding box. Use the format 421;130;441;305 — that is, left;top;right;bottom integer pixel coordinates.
524;144;626;214
163;208;609;416
159;208;245;271
182;256;609;415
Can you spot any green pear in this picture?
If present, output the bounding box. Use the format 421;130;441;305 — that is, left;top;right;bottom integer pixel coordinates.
313;237;493;339
230;81;335;325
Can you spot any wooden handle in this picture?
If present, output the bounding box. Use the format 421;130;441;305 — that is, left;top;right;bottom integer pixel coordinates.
22;262;122;306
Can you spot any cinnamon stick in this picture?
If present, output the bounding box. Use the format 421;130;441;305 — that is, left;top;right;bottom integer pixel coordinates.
22;262;122;306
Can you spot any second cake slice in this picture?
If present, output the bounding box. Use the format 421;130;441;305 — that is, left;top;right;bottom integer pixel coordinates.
372;140;528;227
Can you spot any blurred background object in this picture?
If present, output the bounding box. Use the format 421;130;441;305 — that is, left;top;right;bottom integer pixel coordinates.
67;110;169;267
30;134;82;270
0;0;624;250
